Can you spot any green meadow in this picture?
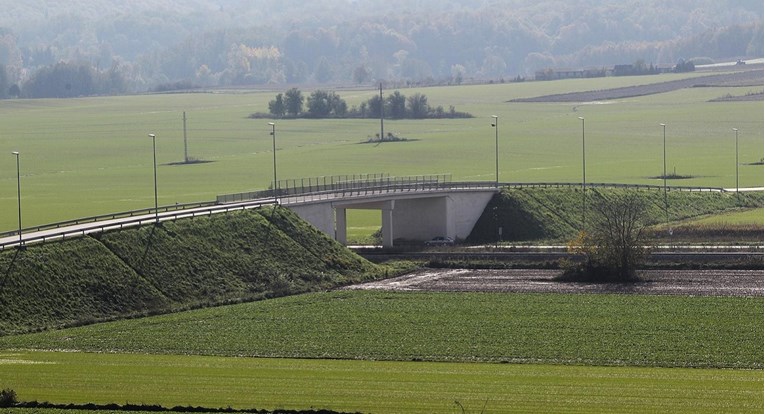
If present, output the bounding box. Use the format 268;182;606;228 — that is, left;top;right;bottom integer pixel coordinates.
0;72;762;412
1;71;762;232
1;351;761;414
685;207;764;225
1;290;762;413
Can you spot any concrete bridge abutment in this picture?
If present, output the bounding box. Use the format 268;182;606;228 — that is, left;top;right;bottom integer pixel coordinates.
286;190;496;247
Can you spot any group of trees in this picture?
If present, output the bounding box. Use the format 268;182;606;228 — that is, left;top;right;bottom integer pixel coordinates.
565;192;650;282
0;61;127;99
266;88;471;119
0;1;760;96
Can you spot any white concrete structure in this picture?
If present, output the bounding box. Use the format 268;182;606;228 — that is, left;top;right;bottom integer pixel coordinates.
285;189;497;247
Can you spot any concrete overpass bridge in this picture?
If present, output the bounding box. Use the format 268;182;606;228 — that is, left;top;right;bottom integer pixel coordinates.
0;174;498;250
218;174;498;247
1;172;748;251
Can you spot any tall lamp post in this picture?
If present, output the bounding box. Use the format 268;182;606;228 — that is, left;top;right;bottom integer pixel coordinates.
732;128;739;197
148;133;159;223
11;151;22;245
578;116;586;230
660;123;668;225
268;122;278;203
491;115;499;187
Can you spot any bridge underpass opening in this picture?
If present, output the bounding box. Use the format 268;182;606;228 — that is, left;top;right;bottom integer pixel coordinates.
285;189;497;249
344;210;381;245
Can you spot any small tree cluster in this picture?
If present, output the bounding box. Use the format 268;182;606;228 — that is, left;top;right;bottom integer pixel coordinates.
673;59;696;73
354;91;470;119
563;191;650;282
267;88;471;119
0;388;17;407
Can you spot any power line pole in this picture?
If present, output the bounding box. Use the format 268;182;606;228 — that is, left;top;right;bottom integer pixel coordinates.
183;111;188;163
379;83;384;141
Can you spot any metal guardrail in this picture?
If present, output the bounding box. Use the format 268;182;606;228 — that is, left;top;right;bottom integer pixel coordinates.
217;173;452;203
217;178;730;205
503;182;729;192
0;200;219;239
0;199;272;251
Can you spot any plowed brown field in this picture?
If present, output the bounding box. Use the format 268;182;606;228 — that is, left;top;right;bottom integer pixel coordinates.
347;268;763;296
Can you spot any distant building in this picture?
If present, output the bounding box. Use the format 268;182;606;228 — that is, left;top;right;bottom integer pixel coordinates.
535;63;672;81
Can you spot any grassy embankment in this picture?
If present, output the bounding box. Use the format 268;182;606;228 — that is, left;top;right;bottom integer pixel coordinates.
2;188;760;334
0;206;391;335
468;187;763;244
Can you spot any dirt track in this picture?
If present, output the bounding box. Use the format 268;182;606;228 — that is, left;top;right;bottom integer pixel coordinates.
509;68;763;103
346;269;763;297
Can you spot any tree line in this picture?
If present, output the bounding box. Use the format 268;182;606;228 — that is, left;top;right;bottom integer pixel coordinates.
0;61;127;99
264;88;471;120
0;0;760;96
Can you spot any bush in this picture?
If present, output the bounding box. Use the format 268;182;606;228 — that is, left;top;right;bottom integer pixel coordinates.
0;388;17;407
561;192;649;282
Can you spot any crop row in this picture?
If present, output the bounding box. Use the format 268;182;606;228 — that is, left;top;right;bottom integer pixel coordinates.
2;290;760;369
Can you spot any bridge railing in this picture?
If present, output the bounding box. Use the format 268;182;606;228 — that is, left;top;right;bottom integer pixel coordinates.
217;173;456;203
0;200;220;240
0;199;273;251
502;182;728;192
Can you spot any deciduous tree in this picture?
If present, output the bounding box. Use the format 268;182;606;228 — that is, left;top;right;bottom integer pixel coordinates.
565;191;649;281
284;87;304;117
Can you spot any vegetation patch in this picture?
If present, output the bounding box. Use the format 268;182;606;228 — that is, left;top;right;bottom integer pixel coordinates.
2;351;761;414
260;88;472;119
5;398;354;414
0;207;385;336
467;187;763;243
359;132;415;144
2;291;760;369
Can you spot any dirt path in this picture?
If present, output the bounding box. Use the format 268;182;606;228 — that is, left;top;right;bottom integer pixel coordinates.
509;69;763;103
346;269;763;297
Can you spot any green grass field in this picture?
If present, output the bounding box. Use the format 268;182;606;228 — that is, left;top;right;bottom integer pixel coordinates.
1;72;762;413
1;71;762;232
2;291;760;368
1;290;762;413
2;350;761;414
685;207;764;225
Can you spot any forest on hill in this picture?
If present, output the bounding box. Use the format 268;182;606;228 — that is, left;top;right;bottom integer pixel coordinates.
0;0;761;97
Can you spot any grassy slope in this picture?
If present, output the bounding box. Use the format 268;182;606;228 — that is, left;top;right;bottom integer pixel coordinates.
0;207;383;335
467;187;763;242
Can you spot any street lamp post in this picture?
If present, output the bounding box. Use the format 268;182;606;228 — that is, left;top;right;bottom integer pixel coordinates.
148;133;158;223
578;116;586;230
269;122;278;203
491;115;499;187
660;123;668;225
11;151;22;245
733;128;739;197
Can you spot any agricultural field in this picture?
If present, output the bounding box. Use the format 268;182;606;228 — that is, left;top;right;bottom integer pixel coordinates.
1;68;762;414
1;289;762;413
0;68;762;232
1;350;761;414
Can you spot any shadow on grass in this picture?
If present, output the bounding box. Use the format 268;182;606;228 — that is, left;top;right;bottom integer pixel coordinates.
0;248;22;294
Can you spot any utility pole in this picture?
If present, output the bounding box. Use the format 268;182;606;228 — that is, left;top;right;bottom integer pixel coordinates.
183;111;189;163
379;83;384;141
